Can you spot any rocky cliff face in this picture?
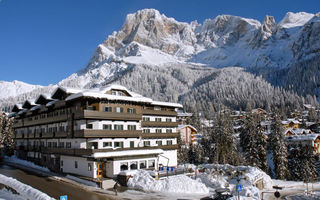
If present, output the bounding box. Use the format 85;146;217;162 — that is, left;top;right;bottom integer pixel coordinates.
64;9;319;89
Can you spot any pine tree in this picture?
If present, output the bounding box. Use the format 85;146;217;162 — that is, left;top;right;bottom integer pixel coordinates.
177;131;189;164
240;113;268;172
0;112;14;155
270;112;290;180
210;111;238;165
288;146;302;181
300;145;318;183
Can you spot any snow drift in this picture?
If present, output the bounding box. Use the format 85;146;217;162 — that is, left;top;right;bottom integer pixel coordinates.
127;170;209;194
0;174;54;200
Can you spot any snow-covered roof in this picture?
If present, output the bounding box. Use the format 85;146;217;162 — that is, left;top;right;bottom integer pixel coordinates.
22;99;36;108
14;104;23;109
98;84;137;97
46;100;58;107
64;84;182;108
284;128;312;135
90;149;164;158
66;91;153;103
8;112;16;118
151;101;183;108
17;109;27;115
286;134;320;142
281;119;301;125
30;105;41;111
177;124;197;131
34;94;53;104
261;121;272;126
177;112;193;117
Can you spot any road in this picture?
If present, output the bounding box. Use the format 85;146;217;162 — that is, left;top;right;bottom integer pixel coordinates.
0;163;114;200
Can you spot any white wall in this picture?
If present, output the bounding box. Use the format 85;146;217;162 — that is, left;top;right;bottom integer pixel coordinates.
60;155;97;178
159;150;177;167
142;115;176;122
75;120;141;130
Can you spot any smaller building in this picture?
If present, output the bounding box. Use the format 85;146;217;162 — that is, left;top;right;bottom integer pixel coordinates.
286;134;320;154
282;119;302;129
284;128;312;136
177;111;193;125
177;125;198;145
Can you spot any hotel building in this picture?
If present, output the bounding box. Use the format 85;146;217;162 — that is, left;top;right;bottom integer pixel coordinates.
11;85;181;179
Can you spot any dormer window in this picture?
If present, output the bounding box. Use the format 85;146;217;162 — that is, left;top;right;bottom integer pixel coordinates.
111;90;124;96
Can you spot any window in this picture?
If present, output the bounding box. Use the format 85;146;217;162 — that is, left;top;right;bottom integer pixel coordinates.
114;107;124;113
143;129;150;133
143;117;150;121
103;142;112;148
88;163;92;171
114;141;124;148
128;125;136;131
66;142;71;148
47;142;52;148
143;141;150;147
86;124;93;129
120;162;128;171
130;161;138;170
52;142;57;148
155;118;162;122
156;141;162;146
166;129;172;133
60;160;63;167
130;141;134;148
127;108;136;114
114;125;123;130
59;142;65;148
166;118;172;122
154;106;161;110
103;124;112;130
87;106;96;111
139;161;147;169
156;129;162;133
104;106;112;112
75;161;78;168
167;140;173;145
148;160;155;168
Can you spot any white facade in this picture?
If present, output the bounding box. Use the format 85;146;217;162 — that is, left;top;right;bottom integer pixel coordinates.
60;155;97;178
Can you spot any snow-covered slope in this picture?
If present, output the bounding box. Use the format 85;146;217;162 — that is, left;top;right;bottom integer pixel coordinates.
0;80;43;99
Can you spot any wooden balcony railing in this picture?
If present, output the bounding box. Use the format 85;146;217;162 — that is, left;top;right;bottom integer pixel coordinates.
142;109;177;116
75;110;142;121
141;121;179;127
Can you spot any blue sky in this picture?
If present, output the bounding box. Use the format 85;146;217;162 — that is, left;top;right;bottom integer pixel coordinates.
0;0;318;85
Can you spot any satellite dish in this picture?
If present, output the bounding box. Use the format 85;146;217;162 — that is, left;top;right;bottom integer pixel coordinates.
274;191;280;198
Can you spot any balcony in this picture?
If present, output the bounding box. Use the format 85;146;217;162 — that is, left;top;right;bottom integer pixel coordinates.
27;132;35;138
141;121;179;127
141;133;179;139
55;131;68;138
75;110;142;121
74;130;142;138
142;109;177;116
14;115;69;128
42;132;54;138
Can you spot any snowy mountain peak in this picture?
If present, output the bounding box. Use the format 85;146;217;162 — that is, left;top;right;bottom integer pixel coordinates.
279;12;314;28
0;80;43;99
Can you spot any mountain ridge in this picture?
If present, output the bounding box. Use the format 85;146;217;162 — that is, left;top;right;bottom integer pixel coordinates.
1;9;319;112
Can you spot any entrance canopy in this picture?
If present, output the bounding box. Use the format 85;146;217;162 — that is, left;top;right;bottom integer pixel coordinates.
90;149;164;158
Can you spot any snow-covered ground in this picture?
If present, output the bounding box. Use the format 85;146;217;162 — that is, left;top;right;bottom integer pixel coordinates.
128;170;209;194
0;174;54;200
126;164;273;200
5;156;50;172
4;156;320;200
